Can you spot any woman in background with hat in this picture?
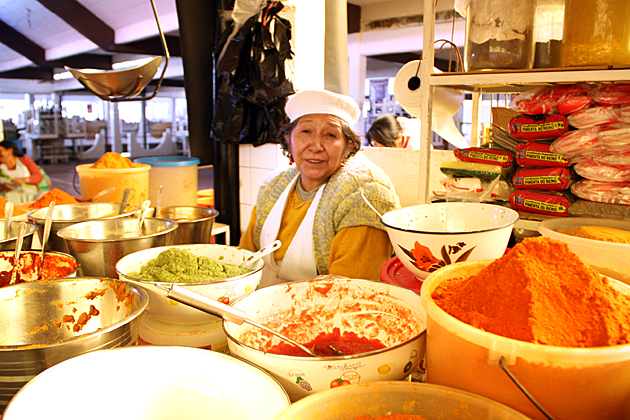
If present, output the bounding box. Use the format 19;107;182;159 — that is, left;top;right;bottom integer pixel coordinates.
0;140;45;203
240;89;400;288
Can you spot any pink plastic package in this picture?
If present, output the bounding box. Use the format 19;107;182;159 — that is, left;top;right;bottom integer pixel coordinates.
589;83;630;106
571;179;630;205
597;123;630;150
550;126;601;158
574;159;630;183
510;86;560;115
568;106;620;129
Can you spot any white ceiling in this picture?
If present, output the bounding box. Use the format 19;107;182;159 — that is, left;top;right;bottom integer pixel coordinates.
0;0;462;94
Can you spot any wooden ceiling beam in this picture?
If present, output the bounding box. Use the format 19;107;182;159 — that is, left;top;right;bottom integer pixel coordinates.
37;0;116;51
0;66;53;80
0;19;47;67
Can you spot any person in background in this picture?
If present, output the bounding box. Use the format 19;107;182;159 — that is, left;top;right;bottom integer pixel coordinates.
366;114;411;148
240;89;400;287
0;140;45;203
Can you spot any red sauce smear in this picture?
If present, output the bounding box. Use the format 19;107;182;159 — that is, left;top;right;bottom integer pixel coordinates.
267;327;386;357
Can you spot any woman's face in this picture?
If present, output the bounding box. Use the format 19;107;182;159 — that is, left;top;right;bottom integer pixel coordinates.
0;146;12;162
287;114;349;191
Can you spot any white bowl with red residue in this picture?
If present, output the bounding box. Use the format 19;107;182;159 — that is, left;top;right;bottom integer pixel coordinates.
223;277;427;401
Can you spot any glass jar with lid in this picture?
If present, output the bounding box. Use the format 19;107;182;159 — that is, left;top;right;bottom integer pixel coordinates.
456;0;536;71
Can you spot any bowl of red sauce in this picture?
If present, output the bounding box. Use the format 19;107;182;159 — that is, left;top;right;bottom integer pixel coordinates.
223;277;427;401
0;250;79;288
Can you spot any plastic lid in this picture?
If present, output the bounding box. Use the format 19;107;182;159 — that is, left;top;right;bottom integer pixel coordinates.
134;156;200;167
380;256;423;294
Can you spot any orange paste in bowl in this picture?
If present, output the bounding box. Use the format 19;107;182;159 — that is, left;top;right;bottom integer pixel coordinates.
0;252;78;288
91;152;144;169
432;236;630;347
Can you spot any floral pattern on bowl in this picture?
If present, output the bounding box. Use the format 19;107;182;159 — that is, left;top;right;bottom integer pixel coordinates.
397;241;476;274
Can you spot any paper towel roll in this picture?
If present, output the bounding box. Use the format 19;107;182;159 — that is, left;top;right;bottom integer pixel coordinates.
394;60;464;116
394;60;467;148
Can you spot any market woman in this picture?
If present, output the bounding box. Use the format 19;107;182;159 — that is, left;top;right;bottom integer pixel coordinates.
0;140;45;203
240;89;400;287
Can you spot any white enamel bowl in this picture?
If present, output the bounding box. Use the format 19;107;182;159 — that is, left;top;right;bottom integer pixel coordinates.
224;278;427;401
4;346;291;420
116;244;263;325
381;202;519;280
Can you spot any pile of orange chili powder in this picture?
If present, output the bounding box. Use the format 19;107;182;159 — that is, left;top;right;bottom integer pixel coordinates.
432;236;630;348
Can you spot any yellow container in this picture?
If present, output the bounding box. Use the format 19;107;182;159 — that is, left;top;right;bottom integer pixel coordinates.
421;260;630;420
75;163;150;206
562;0;630;67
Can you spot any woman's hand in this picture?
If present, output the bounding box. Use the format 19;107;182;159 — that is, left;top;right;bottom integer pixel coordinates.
12;177;26;185
0;183;14;191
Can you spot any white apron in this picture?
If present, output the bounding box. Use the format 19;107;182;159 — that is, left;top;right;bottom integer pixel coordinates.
0;160;38;203
259;175;326;288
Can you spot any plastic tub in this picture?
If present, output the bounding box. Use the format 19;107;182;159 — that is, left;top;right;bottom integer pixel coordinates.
538;217;630;285
135;157;200;207
420;260;630;420
274;381;533;420
138;313;229;353
75;163;150;206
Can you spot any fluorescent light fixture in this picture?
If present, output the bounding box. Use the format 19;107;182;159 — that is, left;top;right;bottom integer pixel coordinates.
112;57;156;70
53;71;74;81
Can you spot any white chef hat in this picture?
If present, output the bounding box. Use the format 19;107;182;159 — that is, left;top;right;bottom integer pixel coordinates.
285;89;360;125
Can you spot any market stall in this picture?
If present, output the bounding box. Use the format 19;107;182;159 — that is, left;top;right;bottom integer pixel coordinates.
0;0;630;418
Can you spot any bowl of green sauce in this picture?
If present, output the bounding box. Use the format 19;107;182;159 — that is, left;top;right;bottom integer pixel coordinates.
116;244;263;325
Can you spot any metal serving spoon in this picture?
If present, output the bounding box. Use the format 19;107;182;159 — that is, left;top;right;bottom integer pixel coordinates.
238;240;282;269
156;283;322;358
3;201;13;240
37;201;55;280
119;188;131;215
155;185;163;217
135;200;151;236
9;222;27;286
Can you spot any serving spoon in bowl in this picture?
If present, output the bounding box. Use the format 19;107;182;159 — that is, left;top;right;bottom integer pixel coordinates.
37;201;55;280
3;201;13;240
238;240;282;269
155;283;322;358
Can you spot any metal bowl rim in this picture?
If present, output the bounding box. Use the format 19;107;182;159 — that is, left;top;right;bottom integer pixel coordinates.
0;277;148;351
27;202;140;223
56;217;179;243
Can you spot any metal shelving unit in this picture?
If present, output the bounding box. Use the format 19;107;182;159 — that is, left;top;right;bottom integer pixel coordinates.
418;0;630;205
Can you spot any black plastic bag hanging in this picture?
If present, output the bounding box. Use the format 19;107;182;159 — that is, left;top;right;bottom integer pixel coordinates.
212;1;294;146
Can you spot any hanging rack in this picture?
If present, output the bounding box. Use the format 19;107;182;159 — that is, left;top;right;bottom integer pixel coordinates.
64;0;170;102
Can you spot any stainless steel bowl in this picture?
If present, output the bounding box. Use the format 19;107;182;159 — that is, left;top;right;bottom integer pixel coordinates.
0;277;148;413
57;217;178;277
156;206;219;244
0;221;37;251
28;202;140;253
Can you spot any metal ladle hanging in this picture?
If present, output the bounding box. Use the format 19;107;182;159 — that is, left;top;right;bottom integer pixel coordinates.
64;0;170;102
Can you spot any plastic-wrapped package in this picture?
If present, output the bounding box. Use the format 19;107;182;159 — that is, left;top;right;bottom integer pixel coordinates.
589;83;630;106
509;189;574;216
509;113;568;141
567;106;620;128
550;126;601;158
573;159;630;182
439;176;513;202
454;147;514;168
512;167;573;190
555;83;594;115
515;142;571;167
571;179;630;205
618;104;630;123
593;151;630;166
510;86;560;115
568;198;630;220
597;123;630;150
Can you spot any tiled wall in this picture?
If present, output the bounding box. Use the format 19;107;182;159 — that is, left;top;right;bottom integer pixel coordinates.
239;144;291;233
